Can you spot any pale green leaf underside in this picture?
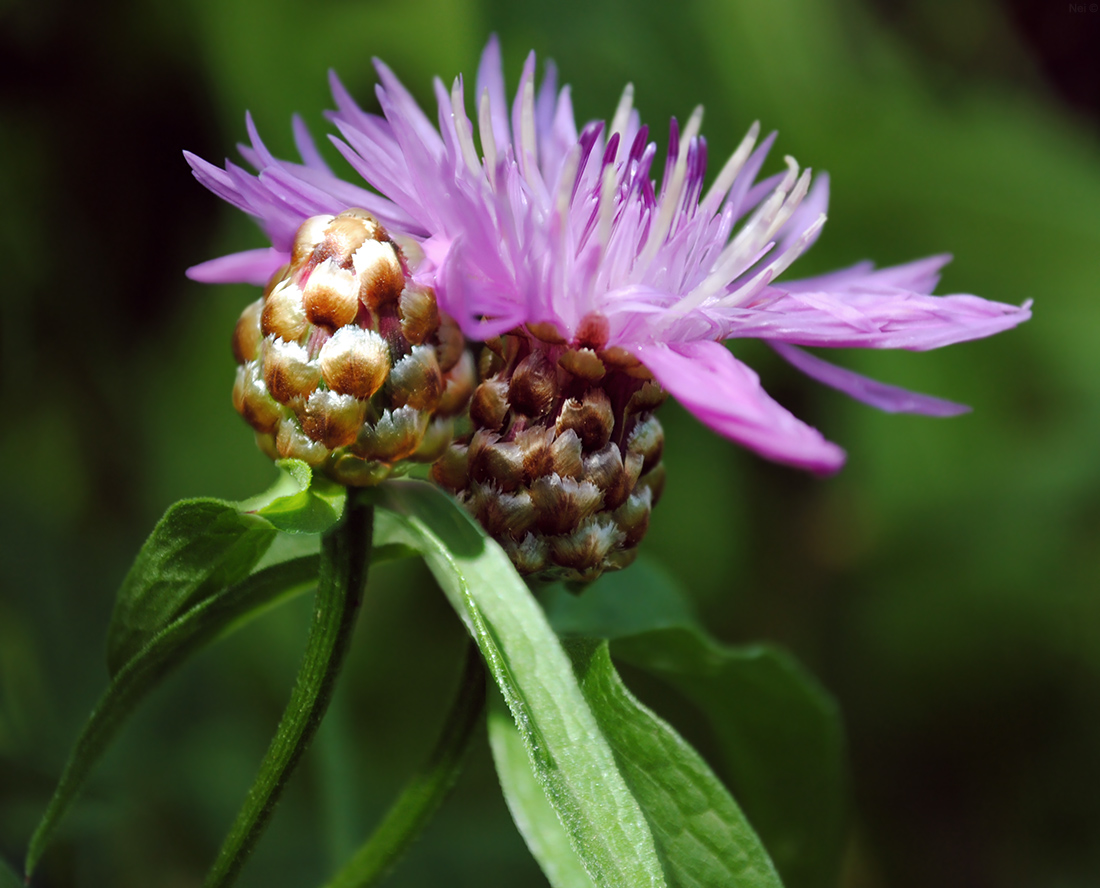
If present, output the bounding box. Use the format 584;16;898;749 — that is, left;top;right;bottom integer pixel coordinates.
371;481;666;888
570;641;785;888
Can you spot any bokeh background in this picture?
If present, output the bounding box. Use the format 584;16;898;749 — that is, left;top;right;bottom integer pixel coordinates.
2;0;1098;885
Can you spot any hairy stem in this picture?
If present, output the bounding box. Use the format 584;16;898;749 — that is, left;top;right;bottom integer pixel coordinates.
204;490;374;888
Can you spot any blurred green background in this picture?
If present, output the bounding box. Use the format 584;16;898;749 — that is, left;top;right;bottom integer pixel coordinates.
2;0;1098;885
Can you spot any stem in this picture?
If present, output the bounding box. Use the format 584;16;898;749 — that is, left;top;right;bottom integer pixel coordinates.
323;641;487;888
204;490;374;888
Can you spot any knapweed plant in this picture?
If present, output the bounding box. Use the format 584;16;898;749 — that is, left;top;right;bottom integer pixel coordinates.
23;38;1028;888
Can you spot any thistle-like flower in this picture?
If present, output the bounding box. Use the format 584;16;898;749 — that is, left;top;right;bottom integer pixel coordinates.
187;38;1028;577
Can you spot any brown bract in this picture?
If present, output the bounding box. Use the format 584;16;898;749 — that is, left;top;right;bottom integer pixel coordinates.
431;325;667;583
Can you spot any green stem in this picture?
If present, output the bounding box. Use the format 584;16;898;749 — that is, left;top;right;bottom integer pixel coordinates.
323;642;487;888
204;490;374;888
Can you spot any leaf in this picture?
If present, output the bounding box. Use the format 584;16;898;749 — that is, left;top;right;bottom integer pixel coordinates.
487;690;598;888
25;554;321;878
26;501;406;880
547;561;846;888
105;461;347;676
243;459;347;535
614;632;846;888
371;480;667;888
105;499;276;675
569;640;785;888
0;856;22;888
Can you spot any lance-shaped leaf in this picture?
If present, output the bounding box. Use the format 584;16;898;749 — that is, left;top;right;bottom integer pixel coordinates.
105;460;345;675
569;640;785;888
547;561;847;888
371;480;667;888
25;555;321;878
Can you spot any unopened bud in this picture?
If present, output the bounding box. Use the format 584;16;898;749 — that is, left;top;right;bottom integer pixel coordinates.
319;326;390;398
263;337;321;403
303;259;360;328
231;208;472;487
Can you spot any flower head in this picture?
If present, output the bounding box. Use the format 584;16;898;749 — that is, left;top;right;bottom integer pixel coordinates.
188;38;1029;576
188;37;1029;474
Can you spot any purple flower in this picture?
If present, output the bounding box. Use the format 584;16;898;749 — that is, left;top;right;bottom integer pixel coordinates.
187;37;1029;474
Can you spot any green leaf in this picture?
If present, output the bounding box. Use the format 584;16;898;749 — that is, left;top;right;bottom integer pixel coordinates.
203;491;373;888
243;459;347;535
614;633;845;888
25;555;321;878
105;461;348;676
487;690;598;888
106;499;276;675
547;562;847;888
570;640;785;888
0;856;22;888
371;480;667;888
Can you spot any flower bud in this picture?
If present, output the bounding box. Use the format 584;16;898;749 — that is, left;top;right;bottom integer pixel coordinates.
230;209;473;486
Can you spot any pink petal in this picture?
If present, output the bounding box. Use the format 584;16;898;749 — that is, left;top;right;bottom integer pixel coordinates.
721;287;1031;350
632;340;846;474
186;248;287;285
770;342;970;416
